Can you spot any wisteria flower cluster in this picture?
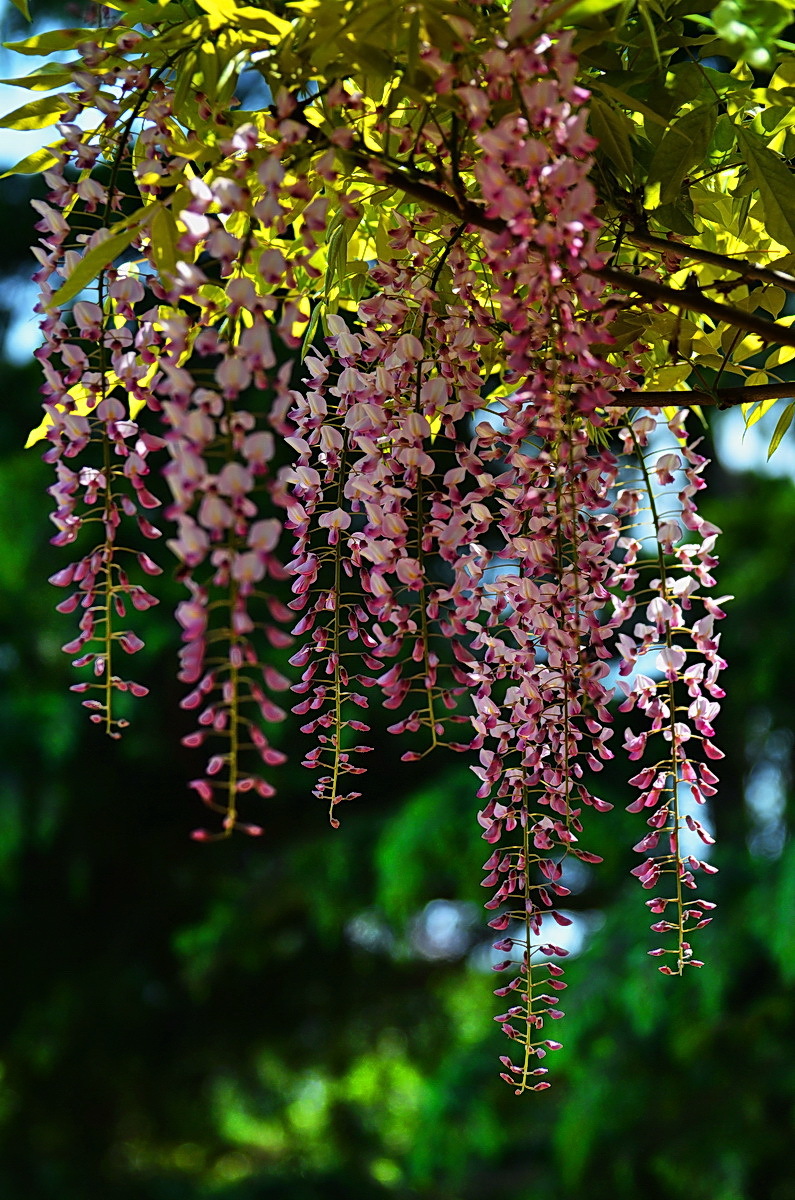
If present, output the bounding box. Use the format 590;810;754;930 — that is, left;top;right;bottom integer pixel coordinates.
22;0;725;1091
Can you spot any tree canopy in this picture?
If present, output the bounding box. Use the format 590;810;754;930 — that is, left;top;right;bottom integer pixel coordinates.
2;0;795;1106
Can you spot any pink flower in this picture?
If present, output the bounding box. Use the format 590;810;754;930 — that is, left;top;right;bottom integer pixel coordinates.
217;462;254;498
215;356;252;399
317;507;351;545
655;646;686;681
197;494;233;536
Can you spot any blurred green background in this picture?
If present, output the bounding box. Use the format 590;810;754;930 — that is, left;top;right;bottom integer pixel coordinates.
2;3;795;1196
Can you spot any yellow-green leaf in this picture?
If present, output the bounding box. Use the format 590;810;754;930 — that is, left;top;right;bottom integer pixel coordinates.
300;301;322;360
766;343;795;368
9;0;31;19
0;144;60;179
193;0;291;31
149;206;180;281
25;377;115;448
114;0;189;21
0;93;71;131
590;96;635;181
646;105;716;208
649;363;691;390
768;401;795;458
736;126;795;253
743;396;780;427
235;5;293;34
0;64;74;91
324;224;345;300
25;367;150;447
3;27;100;55
49;211;151;310
563;0;621;20
195;0;239;22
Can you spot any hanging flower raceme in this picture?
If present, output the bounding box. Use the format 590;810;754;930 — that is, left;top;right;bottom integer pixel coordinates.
283;203;498;820
138;100;330;838
612;410;725;972
411;27;642;1090
469;417;621;1093
18;0;729;1092
33;44;166;735
282;342;376;828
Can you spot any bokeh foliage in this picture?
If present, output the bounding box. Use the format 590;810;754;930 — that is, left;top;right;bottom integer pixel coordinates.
1;0;795;1194
1;272;795;1200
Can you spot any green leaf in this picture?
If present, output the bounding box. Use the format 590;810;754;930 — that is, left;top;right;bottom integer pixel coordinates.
8;0;31;21
637;0;662;72
652;201;697;235
767;401;795;457
3;27;100;55
735;126;795;253
49;211;150;310
590;96;635;181
0;64;74;91
563;0;621;21
0;145;60;179
113;0;190;22
324;224;345;301
0;94;71;131
406;8;420;82
149;206;179;281
743;396;780;427
300;301;322;361
713;0;792;70
592;79;667;127
645;105;716;208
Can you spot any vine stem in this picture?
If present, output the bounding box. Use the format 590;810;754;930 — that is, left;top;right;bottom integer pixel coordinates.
519;793;536;1094
627;424;687;973
326;434;350;825
328;529;343;825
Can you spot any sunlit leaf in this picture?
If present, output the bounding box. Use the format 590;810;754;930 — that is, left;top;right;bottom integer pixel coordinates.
300;301;323;360
742;396;780;427
3;27;104;55
49;211;151;310
0;93;72;131
736;126;795;253
645;105;716;208
149;205;180;281
590;97;635;180
767;400;795;457
0;64;73;91
0;144;60;179
563;0;622;20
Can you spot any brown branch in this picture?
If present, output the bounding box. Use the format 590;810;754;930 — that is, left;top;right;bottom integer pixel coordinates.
594;265;795;349
374;163;501;230
350;154;795;350
622;229;795;293
354;155;795;412
609;382;794;409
